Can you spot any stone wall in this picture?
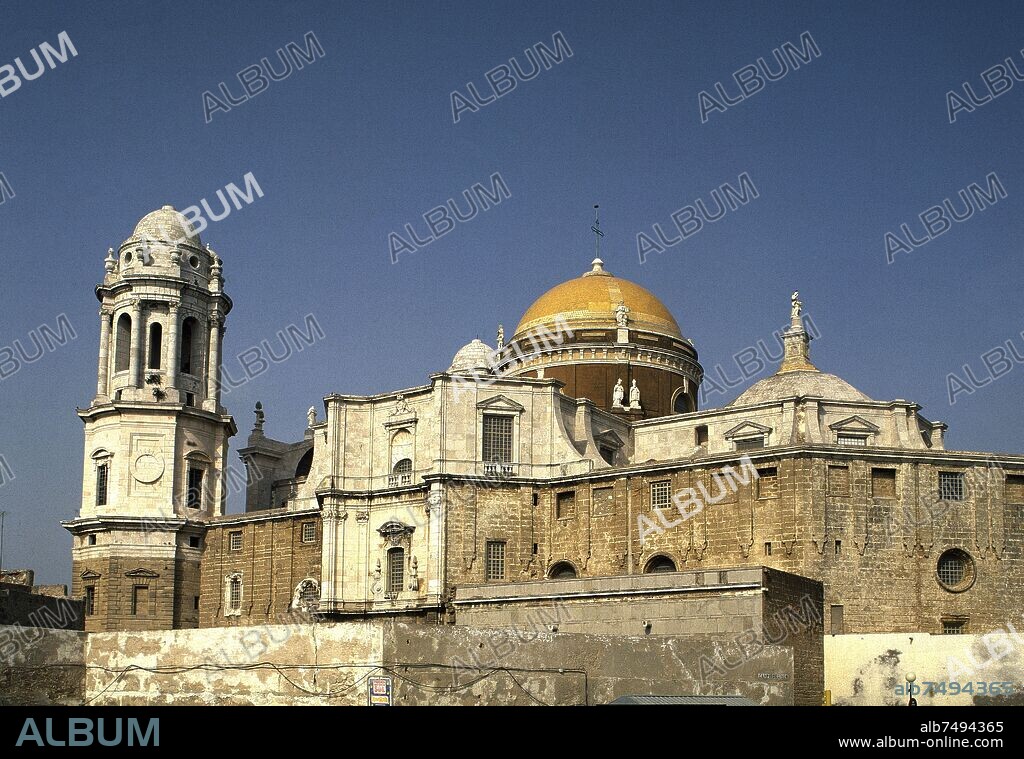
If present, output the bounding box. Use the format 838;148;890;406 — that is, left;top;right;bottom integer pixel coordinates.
0;583;84;630
825;632;1024;706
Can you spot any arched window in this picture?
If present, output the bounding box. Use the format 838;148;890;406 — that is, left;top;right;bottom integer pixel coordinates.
114;313;131;372
548;561;577;579
180;317;201;376
673;390;692;414
645;555;677;573
295;448;314;479
387;548;405;594
292;579;320;611
148;322;162;370
224;573;243;616
389;457;413;487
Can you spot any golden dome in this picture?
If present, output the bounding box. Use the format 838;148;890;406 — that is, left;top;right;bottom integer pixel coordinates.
513;259;683;340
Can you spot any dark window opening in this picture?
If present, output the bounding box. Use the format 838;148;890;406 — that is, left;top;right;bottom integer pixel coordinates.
148;322;162;370
114;313;131;373
645;555;677;573
549;562;577;579
482;414;514;463
186;467;204;509
695;425;709;446
387;548;405;593
295;448;314;479
485;541;506;581
180;317;200;376
95;463;109;507
84;586;95;616
830;605;844;635
556;491;576;519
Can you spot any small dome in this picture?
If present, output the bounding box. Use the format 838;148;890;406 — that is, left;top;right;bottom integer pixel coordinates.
513;258;683;341
128;205;203;248
448;338;496;374
729;370;872;406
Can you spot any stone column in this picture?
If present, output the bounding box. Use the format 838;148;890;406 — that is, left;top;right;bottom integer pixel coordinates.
129;300;144;388
207;315;222;405
166;304;180;390
96;307;112;398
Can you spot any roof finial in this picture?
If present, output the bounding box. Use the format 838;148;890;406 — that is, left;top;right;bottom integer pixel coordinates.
591;204;604;259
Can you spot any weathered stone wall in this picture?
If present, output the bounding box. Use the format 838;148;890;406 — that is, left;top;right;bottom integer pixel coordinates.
0;625;85;705
825;632;1024;706
0;583;84;630
199;509;320;627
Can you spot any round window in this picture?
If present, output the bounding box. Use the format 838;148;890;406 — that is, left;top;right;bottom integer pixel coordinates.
188;255;200;269
936;548;975;592
123;252;133;264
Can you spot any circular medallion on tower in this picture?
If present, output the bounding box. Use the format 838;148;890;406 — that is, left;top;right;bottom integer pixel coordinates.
132;453;165;484
502;259;701;418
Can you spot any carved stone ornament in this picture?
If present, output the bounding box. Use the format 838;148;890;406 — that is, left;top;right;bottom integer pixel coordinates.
377;519;415;546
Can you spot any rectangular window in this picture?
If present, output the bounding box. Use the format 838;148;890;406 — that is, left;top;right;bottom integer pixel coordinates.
229;531;243;551
301;521;316;543
84;586;95;616
827;465;850;495
188;535;200;548
387;549;405;593
556;491;576;519
1007;474;1024;504
482;414;514;463
87;534;97;546
485;540;506;581
229;578;241;610
735;436;764;451
830;605;844;635
757;467;778;499
695;425;709;446
592;486;615;516
599;446;616;465
836;434;868;446
942;619;967;635
871;468;897;499
939;471;965;501
185;392;196;407
834;539;842;556
650;480;671;509
193;595;200;611
131;585;149;616
186;467;204;509
96;463;109;507
764;541;772;556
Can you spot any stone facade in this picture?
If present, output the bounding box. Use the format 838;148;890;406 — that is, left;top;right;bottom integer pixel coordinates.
63;210;1024;675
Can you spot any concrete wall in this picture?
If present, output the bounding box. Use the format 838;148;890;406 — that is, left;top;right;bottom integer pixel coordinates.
2;618;795;706
0;625;85;705
454;567;823;705
826;632;1024;706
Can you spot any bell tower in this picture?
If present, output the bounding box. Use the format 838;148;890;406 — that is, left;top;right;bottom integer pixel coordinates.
64;206;236;631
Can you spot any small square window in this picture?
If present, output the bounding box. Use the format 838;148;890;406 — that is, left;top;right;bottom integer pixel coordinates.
229;531;243;551
301;521;316;543
735;436;764;451
87;534;97;546
837;434;868;446
942;619;967;635
939;471;965;501
188;535;201;548
650;480;671;509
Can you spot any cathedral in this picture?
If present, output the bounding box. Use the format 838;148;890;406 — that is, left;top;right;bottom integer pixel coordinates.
64;205;1024;643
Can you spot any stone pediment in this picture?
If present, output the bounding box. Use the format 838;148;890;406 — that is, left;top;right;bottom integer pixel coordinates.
594;429;626;449
829;415;880;433
724;420;772;440
476;395;525;413
80;570;101;580
124;568;160;579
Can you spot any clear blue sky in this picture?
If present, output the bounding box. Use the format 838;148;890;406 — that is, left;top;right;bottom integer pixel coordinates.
0;1;1021;584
